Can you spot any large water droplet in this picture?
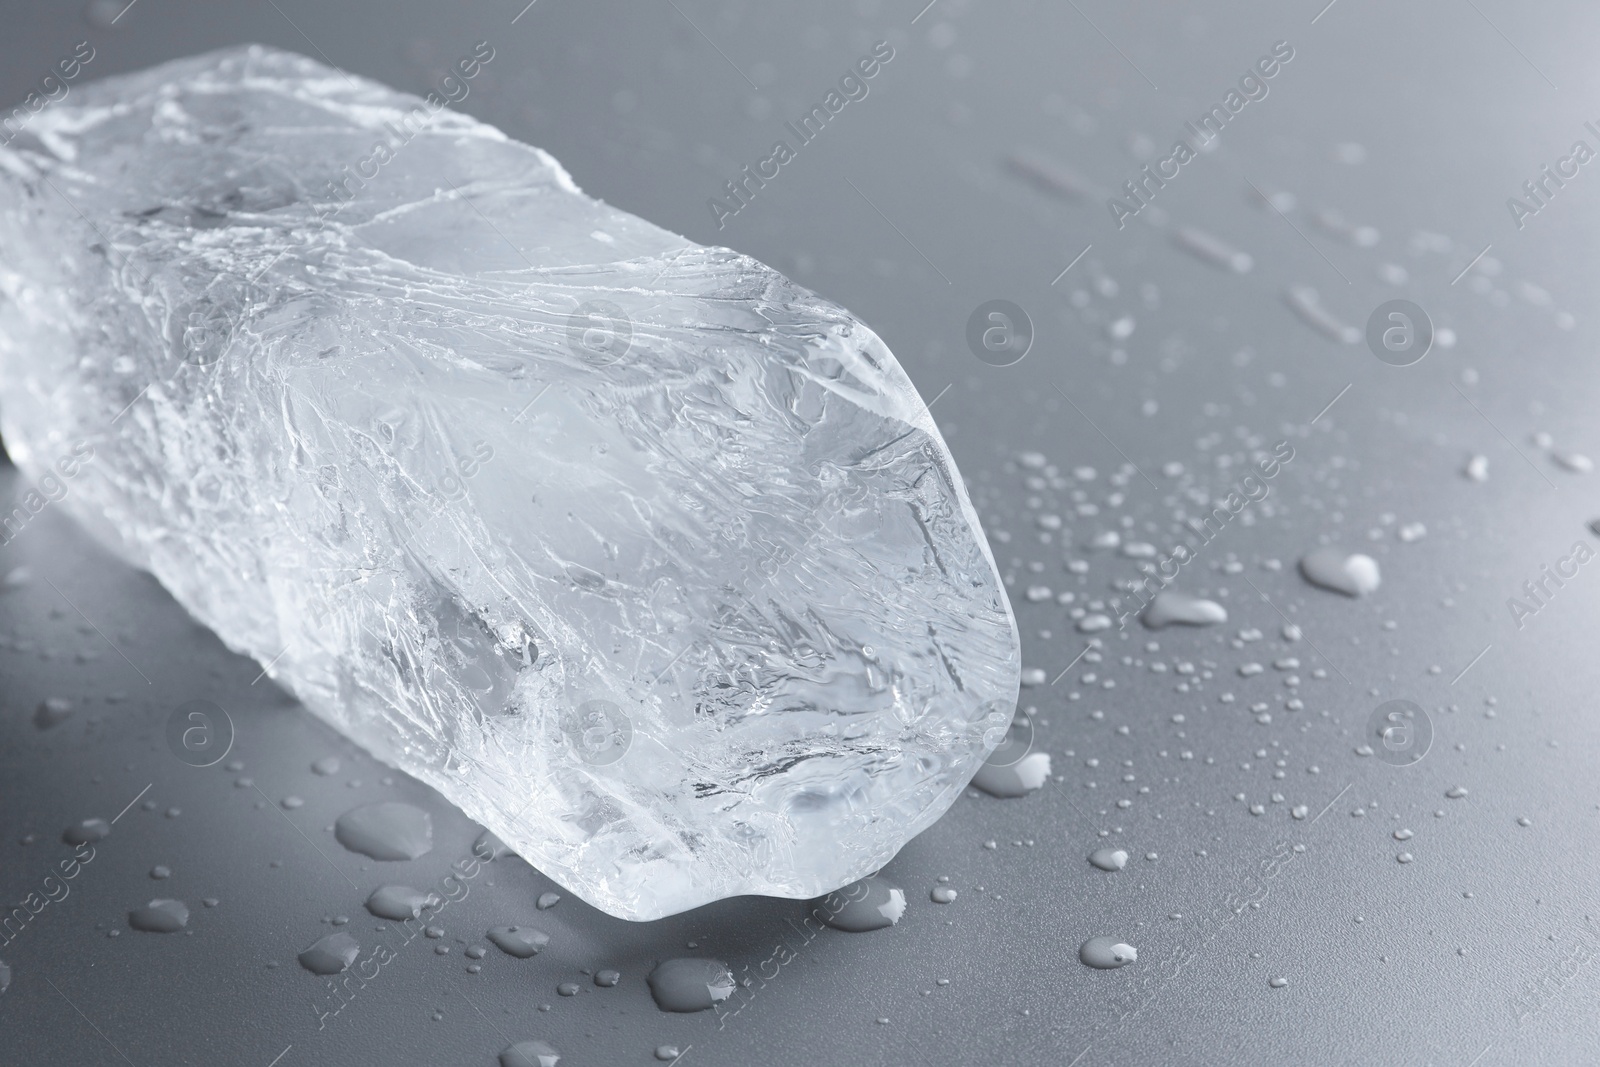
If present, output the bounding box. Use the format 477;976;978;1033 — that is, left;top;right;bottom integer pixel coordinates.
128;899;189;933
1172;225;1253;274
474;829;512;861
1284;286;1359;344
1079;936;1137;969
34;698;72;729
816;875;907;932
1141;592;1227;629
970;729;1051;798
365;885;437;921
486;925;549;959
62;818;109;845
499;1039;561;1067
334;802;432;860
646;958;736;1012
1088;848;1129;871
298;931;360;975
1299;548;1381;597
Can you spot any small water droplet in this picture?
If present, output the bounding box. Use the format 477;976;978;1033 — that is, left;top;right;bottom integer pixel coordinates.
62;818;110;845
365;885;437;921
1088;848;1129;871
646;958;735;1012
128;899;189;933
1079;936;1137;969
311;756;341;776
298;932;360;974
594;969;621;987
34;698;72;729
474;830;512;860
654;1047;681;1062
930;886;958;904
815;875;907;931
486;925;549;959
536;892;561;910
1269;976;1288;988
498;1039;561;1067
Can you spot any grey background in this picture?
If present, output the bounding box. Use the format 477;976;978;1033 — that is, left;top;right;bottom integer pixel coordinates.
4;0;1600;1064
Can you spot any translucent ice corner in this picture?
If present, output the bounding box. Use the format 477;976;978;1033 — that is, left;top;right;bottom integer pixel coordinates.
0;46;1020;920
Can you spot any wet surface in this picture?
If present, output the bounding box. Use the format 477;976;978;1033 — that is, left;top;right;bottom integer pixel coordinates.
5;0;1600;1064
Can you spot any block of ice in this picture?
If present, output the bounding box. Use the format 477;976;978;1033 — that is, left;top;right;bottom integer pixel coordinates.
0;47;1019;919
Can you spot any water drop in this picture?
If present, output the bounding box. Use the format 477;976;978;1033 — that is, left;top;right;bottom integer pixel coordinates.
128;899;189;933
970;730;1051;798
311;756;341;776
1088;848;1129;871
62;818;110;845
1141;592;1227;629
1283;286;1360;344
1299;548;1381;597
816;875;907;931
499;1039;561;1067
474;829;512;860
486;925;550;959
34;698;72;729
298;932;360;974
655;1047;681;1063
646;958;736;1012
1269;976;1289;988
1079;936;1137;969
1172;225;1253;274
594;969;621;987
930;886;958;904
334;802;433;860
557;982;580;997
536;892;561;910
365;885;437;921
150;865;171;879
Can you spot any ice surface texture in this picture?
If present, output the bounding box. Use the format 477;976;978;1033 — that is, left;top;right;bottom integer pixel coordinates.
0;47;1019;919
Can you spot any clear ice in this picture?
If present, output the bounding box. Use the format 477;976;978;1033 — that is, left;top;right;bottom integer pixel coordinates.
0;46;1019;919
